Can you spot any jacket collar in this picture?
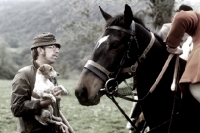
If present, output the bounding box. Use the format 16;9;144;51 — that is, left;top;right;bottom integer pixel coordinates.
32;60;40;70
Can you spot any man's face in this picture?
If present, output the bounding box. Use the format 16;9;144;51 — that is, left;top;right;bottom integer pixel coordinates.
42;45;60;64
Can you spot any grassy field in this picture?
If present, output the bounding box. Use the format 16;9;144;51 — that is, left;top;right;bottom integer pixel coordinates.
0;79;133;133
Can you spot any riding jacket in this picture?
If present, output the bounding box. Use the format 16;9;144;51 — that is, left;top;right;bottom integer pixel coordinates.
11;60;62;133
159;23;193;60
166;11;200;93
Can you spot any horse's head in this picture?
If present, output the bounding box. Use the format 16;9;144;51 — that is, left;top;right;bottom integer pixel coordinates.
75;4;152;106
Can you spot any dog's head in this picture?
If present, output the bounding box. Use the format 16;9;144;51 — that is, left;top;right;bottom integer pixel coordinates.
38;64;59;79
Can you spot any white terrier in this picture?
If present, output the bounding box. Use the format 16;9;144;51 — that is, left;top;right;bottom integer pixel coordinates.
32;64;69;131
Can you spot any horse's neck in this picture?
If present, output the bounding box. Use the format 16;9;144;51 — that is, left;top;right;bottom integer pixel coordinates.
136;25;168;76
136;38;169;91
135;26;172;96
135;24;153;53
135;31;178;127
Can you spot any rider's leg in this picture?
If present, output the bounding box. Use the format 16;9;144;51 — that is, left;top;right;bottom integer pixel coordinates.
189;83;200;103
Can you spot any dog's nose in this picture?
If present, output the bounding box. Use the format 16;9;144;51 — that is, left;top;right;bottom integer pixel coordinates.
57;73;59;76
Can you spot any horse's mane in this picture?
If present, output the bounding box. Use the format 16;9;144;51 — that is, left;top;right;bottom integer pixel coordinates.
105;14;166;47
154;33;166;47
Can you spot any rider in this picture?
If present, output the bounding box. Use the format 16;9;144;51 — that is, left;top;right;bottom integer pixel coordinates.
126;4;194;133
165;4;200;132
166;5;200;101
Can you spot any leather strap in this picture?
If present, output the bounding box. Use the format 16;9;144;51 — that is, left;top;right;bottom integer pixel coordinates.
84;60;110;81
106;26;135;36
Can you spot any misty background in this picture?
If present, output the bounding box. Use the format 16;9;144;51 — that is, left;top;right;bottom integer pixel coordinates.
0;0;199;79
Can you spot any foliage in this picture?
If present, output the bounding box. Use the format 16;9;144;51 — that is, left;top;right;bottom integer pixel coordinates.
0;39;17;79
0;0;176;79
150;0;175;30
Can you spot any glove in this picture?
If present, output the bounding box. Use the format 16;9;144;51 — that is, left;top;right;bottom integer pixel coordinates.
166;45;183;55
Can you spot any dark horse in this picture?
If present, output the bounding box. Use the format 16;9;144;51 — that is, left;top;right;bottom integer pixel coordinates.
75;4;200;133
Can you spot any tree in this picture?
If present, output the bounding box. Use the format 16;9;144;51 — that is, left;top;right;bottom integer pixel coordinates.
0;39;7;67
150;0;175;30
0;39;16;79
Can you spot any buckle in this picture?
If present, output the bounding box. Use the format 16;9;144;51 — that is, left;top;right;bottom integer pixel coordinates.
105;78;118;94
131;65;137;73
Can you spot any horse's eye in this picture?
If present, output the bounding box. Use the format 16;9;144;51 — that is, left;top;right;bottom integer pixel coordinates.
110;43;120;49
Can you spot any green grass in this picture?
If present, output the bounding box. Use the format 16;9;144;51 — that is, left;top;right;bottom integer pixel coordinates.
0;79;133;133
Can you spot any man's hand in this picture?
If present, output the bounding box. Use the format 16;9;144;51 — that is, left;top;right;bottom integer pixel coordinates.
166;45;183;55
60;124;69;133
40;90;62;108
53;89;62;102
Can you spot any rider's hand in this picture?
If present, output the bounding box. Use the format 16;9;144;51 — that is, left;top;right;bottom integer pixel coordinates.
166;45;183;55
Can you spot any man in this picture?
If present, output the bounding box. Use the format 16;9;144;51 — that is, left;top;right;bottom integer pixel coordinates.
11;32;67;133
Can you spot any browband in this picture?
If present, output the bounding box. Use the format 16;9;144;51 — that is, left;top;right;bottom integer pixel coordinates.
106;21;136;36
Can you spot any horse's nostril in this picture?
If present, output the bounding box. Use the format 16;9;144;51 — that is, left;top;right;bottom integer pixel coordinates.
75;88;88;103
80;88;87;96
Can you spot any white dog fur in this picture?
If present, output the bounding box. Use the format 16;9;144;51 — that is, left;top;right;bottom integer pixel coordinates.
32;64;69;131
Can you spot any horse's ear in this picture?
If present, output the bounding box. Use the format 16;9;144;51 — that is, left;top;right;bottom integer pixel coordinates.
99;6;112;21
124;4;134;27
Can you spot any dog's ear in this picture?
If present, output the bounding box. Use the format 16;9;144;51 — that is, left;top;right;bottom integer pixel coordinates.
39;65;45;72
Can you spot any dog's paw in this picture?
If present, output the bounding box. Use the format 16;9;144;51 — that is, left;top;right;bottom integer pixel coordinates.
58;85;65;90
63;89;69;95
51;96;56;103
58;85;69;95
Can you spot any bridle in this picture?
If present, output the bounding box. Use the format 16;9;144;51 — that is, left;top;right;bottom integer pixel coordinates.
84;20;155;95
84;20;156;131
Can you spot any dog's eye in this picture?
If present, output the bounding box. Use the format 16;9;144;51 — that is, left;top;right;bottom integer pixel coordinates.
50;68;52;71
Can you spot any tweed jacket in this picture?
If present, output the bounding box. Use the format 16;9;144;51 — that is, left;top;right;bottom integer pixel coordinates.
166;11;200;90
11;61;61;133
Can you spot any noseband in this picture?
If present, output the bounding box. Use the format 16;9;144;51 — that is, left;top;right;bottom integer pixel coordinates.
84;20;155;94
